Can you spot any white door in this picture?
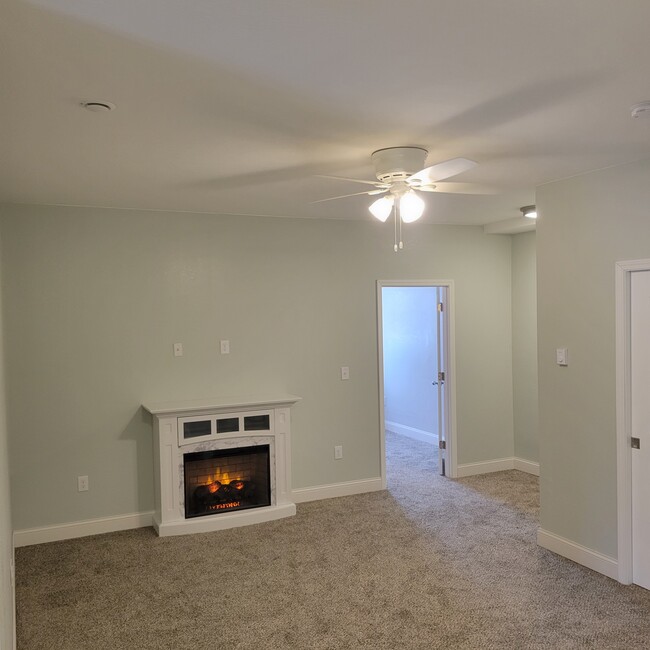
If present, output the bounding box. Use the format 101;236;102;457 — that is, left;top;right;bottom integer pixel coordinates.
630;270;650;590
435;287;447;475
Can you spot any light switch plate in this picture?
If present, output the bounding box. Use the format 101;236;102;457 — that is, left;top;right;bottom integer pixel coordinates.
556;348;568;366
220;340;230;354
340;366;350;380
173;343;183;357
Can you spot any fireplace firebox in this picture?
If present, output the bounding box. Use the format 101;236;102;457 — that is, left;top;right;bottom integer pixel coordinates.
183;445;271;518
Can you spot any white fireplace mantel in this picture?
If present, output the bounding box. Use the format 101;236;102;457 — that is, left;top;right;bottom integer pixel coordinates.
144;394;300;537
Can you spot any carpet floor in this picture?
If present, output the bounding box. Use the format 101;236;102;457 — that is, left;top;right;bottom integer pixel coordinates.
15;432;650;649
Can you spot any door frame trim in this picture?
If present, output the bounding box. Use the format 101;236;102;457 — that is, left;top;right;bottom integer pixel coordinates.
615;258;650;584
376;279;458;486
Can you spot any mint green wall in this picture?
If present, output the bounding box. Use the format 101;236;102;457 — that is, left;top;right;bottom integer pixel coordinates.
1;204;513;530
0;235;14;650
537;158;650;557
512;231;538;463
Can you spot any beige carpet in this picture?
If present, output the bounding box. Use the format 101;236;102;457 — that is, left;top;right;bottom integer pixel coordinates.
15;432;650;649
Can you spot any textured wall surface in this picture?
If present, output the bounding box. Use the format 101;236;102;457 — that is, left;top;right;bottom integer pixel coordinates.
382;286;439;435
1;204;513;530
512;231;538;463
537;158;650;557
0;235;15;650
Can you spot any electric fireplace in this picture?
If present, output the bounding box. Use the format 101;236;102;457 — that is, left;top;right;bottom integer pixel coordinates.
145;395;300;537
183;445;271;518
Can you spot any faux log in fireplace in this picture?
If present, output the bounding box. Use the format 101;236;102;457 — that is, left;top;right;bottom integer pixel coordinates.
184;445;271;518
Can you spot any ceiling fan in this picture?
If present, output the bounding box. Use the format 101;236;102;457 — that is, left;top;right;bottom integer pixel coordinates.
314;147;482;250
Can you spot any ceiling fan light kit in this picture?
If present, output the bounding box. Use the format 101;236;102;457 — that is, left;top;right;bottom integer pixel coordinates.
520;205;537;219
399;190;425;223
369;196;394;222
316;146;479;251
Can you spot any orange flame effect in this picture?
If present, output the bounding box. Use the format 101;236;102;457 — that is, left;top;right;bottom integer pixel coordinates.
202;468;245;498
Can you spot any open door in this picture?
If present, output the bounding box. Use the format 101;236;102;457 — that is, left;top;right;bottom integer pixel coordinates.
378;280;456;486
435;286;447;475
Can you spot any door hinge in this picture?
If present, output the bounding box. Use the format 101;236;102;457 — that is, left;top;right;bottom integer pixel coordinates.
438;371;445;382
631;437;641;449
437;302;444;312
439;439;446;450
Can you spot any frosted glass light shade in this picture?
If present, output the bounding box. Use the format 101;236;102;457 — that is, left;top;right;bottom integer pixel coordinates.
369;196;394;222
520;205;537;219
399;191;425;223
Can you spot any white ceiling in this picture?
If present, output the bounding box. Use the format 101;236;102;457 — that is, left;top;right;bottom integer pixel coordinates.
2;0;650;226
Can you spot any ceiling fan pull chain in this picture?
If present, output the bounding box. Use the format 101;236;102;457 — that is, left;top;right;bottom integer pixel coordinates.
398;205;404;250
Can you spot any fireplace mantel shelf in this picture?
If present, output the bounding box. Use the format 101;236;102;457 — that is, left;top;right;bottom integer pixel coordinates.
143;394;301;417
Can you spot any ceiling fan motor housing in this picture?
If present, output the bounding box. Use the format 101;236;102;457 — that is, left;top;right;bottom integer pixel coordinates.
371;146;428;183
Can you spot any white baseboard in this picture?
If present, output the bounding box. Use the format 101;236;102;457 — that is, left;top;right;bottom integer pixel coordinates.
456;457;515;477
13;511;154;548
11;538;16;650
386;421;438;446
13;479;386;546
514;457;540;476
457;456;540;478
537;528;618;580
292;477;384;503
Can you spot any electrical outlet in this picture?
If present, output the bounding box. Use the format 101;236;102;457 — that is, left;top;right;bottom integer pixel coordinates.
220;340;230;354
78;475;89;492
173;342;183;357
334;445;343;460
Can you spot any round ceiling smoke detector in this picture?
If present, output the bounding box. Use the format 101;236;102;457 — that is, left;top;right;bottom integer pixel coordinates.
81;101;115;113
631;101;650;119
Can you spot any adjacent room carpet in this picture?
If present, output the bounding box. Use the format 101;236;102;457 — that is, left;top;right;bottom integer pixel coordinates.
15;432;650;649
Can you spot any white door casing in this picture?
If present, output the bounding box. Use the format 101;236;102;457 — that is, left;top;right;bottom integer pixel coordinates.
377;280;457;485
629;270;650;589
616;259;650;586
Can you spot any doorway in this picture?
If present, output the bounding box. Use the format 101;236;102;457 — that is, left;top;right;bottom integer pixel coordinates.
616;260;650;589
377;280;457;487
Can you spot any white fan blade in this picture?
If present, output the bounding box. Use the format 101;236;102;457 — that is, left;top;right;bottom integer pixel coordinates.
316;174;388;188
310;188;388;204
417;182;499;195
407;157;477;185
